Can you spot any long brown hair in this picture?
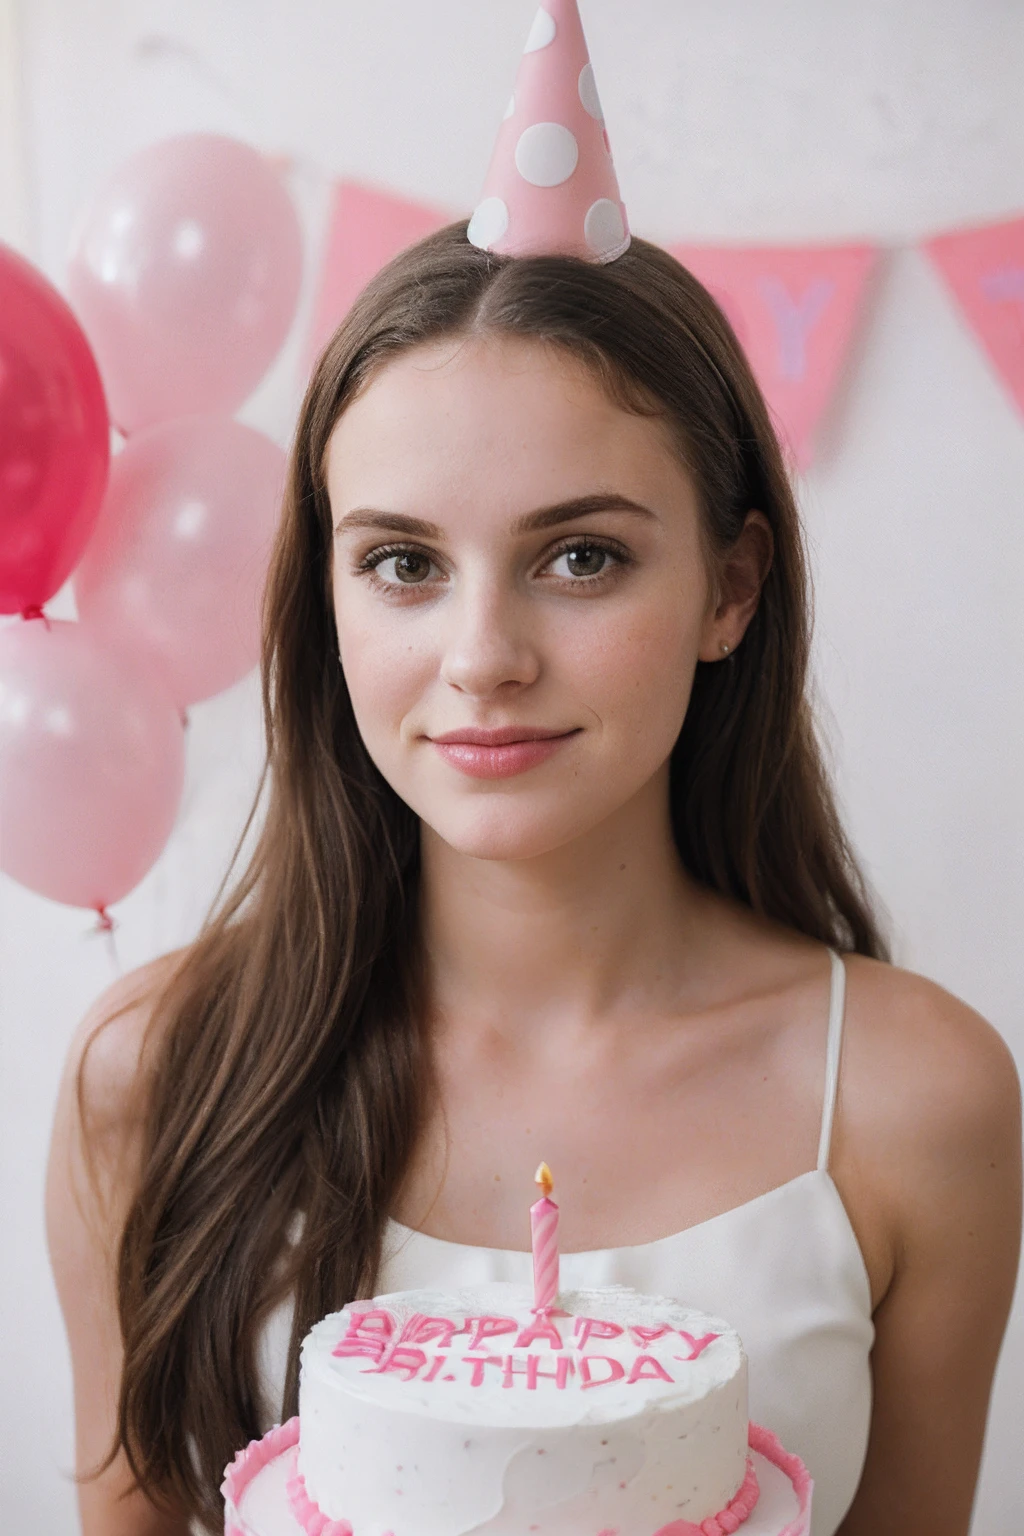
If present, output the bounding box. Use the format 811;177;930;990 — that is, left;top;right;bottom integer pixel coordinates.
84;221;888;1530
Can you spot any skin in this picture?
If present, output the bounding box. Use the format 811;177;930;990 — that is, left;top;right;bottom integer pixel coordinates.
47;332;1020;1535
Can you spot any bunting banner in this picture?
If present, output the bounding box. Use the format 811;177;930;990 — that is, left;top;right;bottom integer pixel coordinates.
307;181;1022;468
924;215;1024;419
305;181;450;372
666;243;877;469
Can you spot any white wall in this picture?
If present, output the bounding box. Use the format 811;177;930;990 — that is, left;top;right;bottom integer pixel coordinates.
2;0;1022;1529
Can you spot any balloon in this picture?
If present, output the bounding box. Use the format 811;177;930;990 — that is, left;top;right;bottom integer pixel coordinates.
73;414;285;707
0;617;185;911
67;134;303;434
0;243;110;613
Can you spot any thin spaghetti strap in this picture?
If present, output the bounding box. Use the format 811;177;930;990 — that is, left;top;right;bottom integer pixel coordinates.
816;948;847;1172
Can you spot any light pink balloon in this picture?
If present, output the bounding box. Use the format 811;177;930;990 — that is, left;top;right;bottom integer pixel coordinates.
67;133;303;434
73;415;286;708
0;618;185;911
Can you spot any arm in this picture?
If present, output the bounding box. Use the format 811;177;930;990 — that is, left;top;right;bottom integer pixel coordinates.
45;958;192;1536
838;976;1022;1534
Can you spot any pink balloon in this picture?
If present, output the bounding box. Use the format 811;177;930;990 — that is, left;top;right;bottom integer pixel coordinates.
0;617;185;911
66;134;303;434
72;414;285;707
0;243;110;613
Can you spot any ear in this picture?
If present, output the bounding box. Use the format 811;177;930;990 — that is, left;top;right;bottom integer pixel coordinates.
697;511;774;662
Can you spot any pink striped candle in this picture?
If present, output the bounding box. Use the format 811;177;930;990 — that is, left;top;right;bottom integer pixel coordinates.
530;1162;560;1312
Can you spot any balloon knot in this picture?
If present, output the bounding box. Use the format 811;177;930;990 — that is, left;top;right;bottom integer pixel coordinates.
21;605;51;629
94;906;116;933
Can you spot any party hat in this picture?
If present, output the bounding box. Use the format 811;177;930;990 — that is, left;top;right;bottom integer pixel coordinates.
467;1;630;264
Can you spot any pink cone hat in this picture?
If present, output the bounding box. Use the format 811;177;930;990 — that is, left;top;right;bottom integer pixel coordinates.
467;0;631;264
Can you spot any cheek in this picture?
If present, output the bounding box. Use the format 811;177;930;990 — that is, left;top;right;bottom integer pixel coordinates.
335;594;430;742
568;594;702;741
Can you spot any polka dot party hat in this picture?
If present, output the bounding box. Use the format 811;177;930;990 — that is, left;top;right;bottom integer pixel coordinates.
467;0;631;264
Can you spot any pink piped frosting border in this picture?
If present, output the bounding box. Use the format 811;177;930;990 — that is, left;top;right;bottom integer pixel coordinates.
221;1416;300;1536
748;1423;814;1536
286;1462;355;1536
222;1418;812;1536
646;1451;761;1536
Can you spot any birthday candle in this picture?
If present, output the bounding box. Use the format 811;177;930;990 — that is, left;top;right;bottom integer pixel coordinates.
530;1161;560;1312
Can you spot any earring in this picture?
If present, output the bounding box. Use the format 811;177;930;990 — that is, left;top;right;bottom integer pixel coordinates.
720;643;730;655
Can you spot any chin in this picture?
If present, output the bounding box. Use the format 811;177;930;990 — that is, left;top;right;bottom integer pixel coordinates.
418;796;601;864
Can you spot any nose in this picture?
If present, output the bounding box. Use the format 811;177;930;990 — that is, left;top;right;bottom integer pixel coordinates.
438;572;541;696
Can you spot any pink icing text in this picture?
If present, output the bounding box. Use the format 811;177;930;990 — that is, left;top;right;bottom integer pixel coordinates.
675;1331;720;1361
464;1314;519;1351
331;1310;723;1394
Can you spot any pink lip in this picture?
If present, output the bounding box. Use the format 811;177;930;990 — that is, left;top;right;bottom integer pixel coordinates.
430;725;576;746
428;727;581;780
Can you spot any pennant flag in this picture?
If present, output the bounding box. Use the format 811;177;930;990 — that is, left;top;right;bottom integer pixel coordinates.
667;242;877;469
925;215;1024;419
304;180;450;374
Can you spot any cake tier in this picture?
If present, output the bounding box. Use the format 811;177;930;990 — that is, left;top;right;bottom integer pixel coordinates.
297;1281;749;1536
221;1419;813;1536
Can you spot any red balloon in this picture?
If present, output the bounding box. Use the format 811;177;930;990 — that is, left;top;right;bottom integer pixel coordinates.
0;243;110;614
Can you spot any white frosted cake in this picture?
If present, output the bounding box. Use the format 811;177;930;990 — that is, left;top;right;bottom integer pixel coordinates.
222;1280;813;1536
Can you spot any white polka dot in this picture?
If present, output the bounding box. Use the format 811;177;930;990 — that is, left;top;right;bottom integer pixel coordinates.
584;199;628;260
504;92;516;120
578;63;603;120
523;7;556;52
515;122;579;187
467;197;510;250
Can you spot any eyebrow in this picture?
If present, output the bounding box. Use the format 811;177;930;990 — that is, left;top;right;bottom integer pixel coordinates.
333;493;659;539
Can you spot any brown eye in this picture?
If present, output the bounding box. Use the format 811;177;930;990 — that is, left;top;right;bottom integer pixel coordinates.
392;551;431;584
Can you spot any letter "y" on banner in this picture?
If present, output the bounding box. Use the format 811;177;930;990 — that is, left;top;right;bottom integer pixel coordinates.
668;242;878;470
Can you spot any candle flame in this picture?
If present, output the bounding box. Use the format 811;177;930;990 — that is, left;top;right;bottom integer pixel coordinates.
534;1161;554;1197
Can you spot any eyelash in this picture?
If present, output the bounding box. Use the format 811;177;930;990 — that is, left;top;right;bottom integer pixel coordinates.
353;536;632;597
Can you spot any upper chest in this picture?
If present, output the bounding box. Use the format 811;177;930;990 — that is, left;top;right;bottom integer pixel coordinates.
393;967;897;1310
398;985;833;1247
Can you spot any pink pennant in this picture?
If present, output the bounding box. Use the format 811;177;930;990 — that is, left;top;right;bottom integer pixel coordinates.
667;241;877;469
925;215;1024;419
304;180;450;373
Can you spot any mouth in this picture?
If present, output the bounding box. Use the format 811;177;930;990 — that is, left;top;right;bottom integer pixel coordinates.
426;727;581;780
428;726;580;747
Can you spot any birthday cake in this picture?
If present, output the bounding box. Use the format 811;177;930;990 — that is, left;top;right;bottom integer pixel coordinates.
221;1278;813;1536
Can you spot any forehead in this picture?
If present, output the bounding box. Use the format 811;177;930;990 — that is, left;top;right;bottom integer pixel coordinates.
325;334;694;522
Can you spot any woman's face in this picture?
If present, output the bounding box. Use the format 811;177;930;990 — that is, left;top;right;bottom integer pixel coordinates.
327;333;730;862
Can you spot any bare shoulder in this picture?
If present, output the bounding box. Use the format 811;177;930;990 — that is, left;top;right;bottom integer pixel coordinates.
58;946;192;1152
45;947;193;1339
840;955;1021;1162
825;954;1021;1321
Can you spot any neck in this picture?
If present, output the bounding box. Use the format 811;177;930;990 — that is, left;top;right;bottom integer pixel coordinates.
419;767;714;1035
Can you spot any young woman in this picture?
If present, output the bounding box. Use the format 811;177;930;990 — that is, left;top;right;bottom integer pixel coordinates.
46;224;1021;1536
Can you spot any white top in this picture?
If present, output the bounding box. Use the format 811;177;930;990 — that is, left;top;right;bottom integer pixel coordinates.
254;948;873;1536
